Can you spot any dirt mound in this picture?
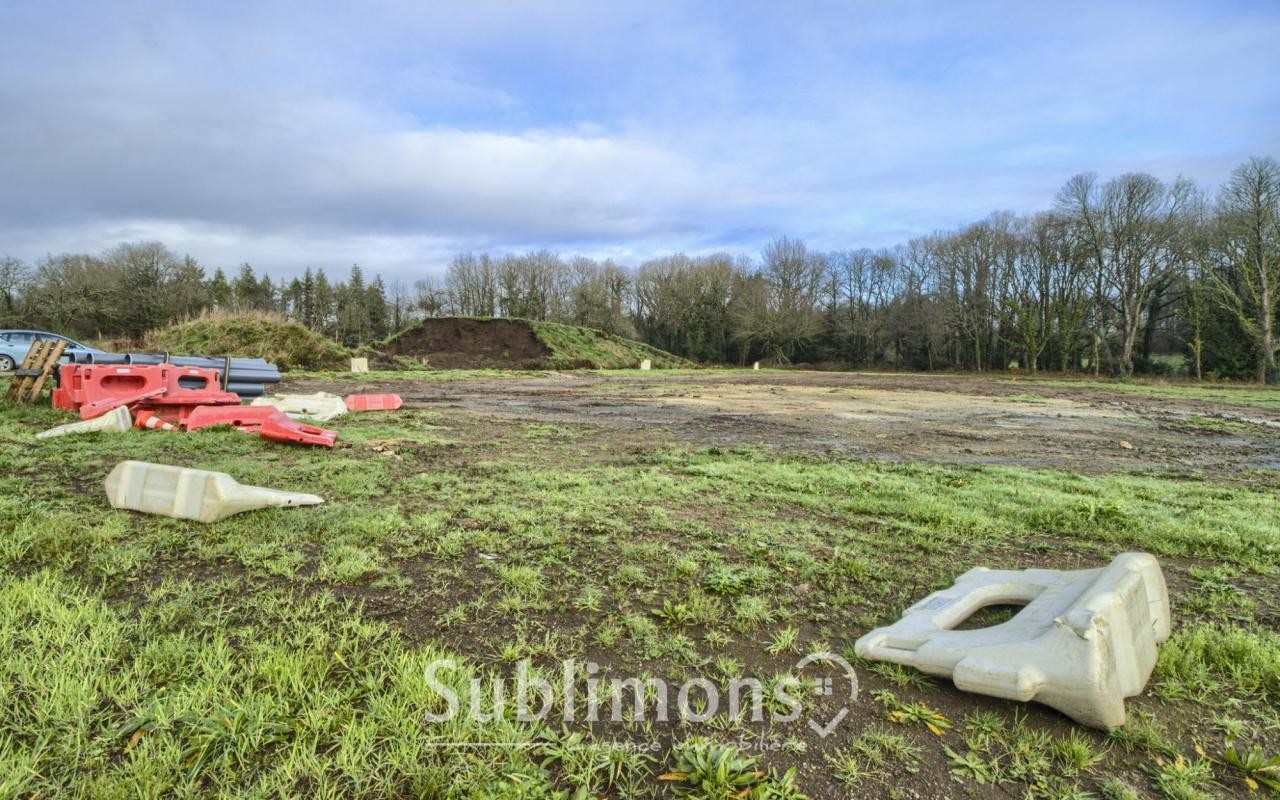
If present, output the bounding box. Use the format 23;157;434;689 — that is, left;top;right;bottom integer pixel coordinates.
144;311;350;371
381;317;684;370
384;318;550;369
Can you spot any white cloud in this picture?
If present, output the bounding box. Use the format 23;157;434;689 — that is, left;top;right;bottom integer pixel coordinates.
0;0;1277;281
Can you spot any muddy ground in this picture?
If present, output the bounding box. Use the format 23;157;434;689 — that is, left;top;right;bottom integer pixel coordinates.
285;370;1280;478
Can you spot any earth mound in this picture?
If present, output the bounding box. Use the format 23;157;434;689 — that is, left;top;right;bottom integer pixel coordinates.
381;317;685;370
144;311;350;371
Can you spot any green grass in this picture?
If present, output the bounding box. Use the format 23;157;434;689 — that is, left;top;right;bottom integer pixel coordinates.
1178;415;1255;434
1017;376;1280;412
1154;623;1280;699
529;319;687;369
2;383;1278;796
0;571;543;797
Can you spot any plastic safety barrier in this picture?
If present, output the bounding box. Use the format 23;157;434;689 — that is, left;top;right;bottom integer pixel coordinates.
185;405;337;447
79;387;166;419
53;364;169;416
105;460;323;523
854;552;1170;730
344;393;403;412
251;392;348;421
259;413;338;448
184;405;280;432
36;406;132;439
158;366;240;405
52;364;240;419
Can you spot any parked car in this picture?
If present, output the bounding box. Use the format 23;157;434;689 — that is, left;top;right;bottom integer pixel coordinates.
0;330;104;372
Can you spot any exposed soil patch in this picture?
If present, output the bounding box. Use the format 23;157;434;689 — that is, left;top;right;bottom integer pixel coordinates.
284;370;1280;479
383;317;552;369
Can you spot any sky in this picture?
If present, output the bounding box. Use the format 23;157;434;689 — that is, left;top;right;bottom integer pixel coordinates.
1;0;1278;282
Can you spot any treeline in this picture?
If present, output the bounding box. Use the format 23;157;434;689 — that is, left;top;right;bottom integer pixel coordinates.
1;157;1276;380
419;157;1280;381
0;246;394;345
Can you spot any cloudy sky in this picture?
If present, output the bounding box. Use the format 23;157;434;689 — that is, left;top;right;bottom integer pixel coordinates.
2;1;1277;281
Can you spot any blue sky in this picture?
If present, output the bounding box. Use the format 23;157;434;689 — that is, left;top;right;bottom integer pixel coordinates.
1;0;1277;281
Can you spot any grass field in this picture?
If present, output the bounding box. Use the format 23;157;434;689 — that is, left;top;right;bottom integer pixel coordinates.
1016;376;1280;413
2;370;1278;798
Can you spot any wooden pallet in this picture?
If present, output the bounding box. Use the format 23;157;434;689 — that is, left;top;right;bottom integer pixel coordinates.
4;337;68;404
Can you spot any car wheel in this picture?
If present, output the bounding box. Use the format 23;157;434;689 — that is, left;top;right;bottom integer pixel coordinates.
0;355;14;372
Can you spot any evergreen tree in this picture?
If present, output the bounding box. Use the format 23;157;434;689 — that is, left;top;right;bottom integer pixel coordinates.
258;274;276;312
171;255;210;320
300;268;317;329
336;264;369;344
283;277;304;320
232;263;259;310
367;276;390;340
207;268;232;309
313;270;335;337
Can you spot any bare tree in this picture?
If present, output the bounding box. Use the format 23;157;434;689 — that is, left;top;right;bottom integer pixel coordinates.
496;251;566;320
446;253;497;317
634;254;737;361
568;257;634;336
1211;157;1280;383
1057;173;1196;376
828;249;888;366
0;256;30;321
414;275;451;317
387;278;419;332
733;238;825;363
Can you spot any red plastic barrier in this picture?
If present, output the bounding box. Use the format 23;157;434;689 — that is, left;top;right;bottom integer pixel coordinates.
50;364;79;411
344;393;403;412
184;405;278;432
54;364;169;417
185;405;337;447
49;363;334;448
52;363;239;419
80;387;166;419
153;366;240;406
259;413;337;448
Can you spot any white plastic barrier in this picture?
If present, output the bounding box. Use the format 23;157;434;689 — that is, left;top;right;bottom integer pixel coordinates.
36;405;132;439
105;460;324;523
251;392;349;421
855;552;1170;729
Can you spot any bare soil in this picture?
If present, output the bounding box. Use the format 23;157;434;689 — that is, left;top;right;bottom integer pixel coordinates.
382;318;552;369
285;370;1280;478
